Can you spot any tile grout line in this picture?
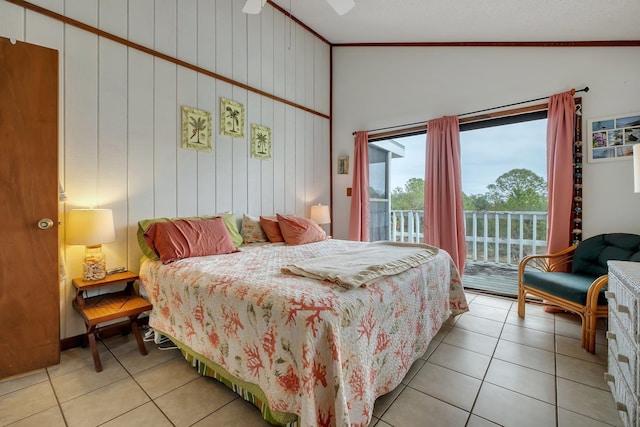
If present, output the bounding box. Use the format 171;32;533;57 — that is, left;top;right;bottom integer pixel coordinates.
45;367;70;427
462;299;509;426
0;293;620;427
101;336;179;426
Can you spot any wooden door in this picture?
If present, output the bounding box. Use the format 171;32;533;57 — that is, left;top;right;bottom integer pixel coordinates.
0;37;60;378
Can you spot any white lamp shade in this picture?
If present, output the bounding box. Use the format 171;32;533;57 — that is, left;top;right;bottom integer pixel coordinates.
310;204;331;225
634;144;640;193
67;209;115;246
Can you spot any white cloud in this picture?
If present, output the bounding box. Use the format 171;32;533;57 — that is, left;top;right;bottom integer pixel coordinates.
388;119;547;196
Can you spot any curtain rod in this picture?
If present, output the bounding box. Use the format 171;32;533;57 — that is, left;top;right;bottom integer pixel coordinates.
353;86;589;135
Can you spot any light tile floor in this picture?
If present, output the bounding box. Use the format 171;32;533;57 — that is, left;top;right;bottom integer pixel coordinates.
0;292;624;427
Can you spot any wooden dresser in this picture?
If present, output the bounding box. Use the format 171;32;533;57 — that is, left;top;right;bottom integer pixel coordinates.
605;260;640;427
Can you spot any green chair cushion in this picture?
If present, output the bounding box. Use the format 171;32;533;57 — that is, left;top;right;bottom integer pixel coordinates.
572;233;640;277
522;271;607;306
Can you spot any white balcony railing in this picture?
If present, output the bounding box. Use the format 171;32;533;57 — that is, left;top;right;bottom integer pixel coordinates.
389;210;548;266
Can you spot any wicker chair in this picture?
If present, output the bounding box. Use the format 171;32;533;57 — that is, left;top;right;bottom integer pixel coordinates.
517;233;640;353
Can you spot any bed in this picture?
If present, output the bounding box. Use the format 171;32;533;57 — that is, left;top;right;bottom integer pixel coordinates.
138;218;468;427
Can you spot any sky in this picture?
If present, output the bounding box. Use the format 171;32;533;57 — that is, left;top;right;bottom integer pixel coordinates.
388;119;548;196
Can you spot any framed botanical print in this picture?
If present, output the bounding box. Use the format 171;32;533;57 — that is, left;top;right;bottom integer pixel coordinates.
181;106;212;151
337;156;349;174
587;112;640;162
220;98;245;138
250;124;272;160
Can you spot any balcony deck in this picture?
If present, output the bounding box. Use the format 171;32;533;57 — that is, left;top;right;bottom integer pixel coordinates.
462;261;518;297
386;209;547;298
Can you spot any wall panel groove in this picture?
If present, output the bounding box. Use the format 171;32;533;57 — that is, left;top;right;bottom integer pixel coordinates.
1;0;330;339
6;0;329;118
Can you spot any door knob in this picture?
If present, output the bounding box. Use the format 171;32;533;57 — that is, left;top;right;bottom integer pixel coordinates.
37;218;54;230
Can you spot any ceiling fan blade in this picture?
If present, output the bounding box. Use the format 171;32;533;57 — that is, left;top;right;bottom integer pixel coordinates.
325;0;355;15
242;0;267;14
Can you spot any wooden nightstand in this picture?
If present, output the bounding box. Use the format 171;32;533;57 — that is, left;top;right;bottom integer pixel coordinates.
72;271;152;372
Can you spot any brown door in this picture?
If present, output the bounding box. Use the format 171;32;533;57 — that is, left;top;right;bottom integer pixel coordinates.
0;37;60;378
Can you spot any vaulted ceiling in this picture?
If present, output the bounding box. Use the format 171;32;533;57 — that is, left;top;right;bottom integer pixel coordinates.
270;0;640;44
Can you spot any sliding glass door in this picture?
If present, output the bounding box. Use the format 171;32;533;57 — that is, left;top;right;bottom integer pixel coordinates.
368;135;425;243
367;114;549;296
369;144;390;241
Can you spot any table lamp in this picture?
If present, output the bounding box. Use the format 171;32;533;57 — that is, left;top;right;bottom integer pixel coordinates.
310;204;331;226
67;208;115;281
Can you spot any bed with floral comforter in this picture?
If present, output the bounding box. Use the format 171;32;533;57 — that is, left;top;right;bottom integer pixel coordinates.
139;239;468;427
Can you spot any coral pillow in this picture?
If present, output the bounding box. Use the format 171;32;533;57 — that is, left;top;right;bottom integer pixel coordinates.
276;213;327;245
242;213;268;243
143;217;239;264
137;215;212;260
259;215;284;243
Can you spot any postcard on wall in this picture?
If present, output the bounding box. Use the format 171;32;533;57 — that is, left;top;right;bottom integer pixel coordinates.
587;112;640;163
181;106;212;151
220;98;245;138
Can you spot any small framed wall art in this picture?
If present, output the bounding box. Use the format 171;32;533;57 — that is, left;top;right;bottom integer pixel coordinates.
250;124;272;160
220;98;245;138
181;106;212;151
587;112;640;163
337;156;349;174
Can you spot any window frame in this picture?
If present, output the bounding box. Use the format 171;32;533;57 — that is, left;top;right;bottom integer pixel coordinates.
366;98;583;245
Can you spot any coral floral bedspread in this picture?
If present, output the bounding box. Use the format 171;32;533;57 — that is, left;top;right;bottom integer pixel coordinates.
139;239;468;427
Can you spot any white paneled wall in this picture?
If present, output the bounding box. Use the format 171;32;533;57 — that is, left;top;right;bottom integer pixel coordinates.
0;0;331;339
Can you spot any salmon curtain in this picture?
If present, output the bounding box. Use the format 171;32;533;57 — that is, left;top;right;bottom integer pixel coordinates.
423;116;466;273
546;91;575;256
348;131;370;241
